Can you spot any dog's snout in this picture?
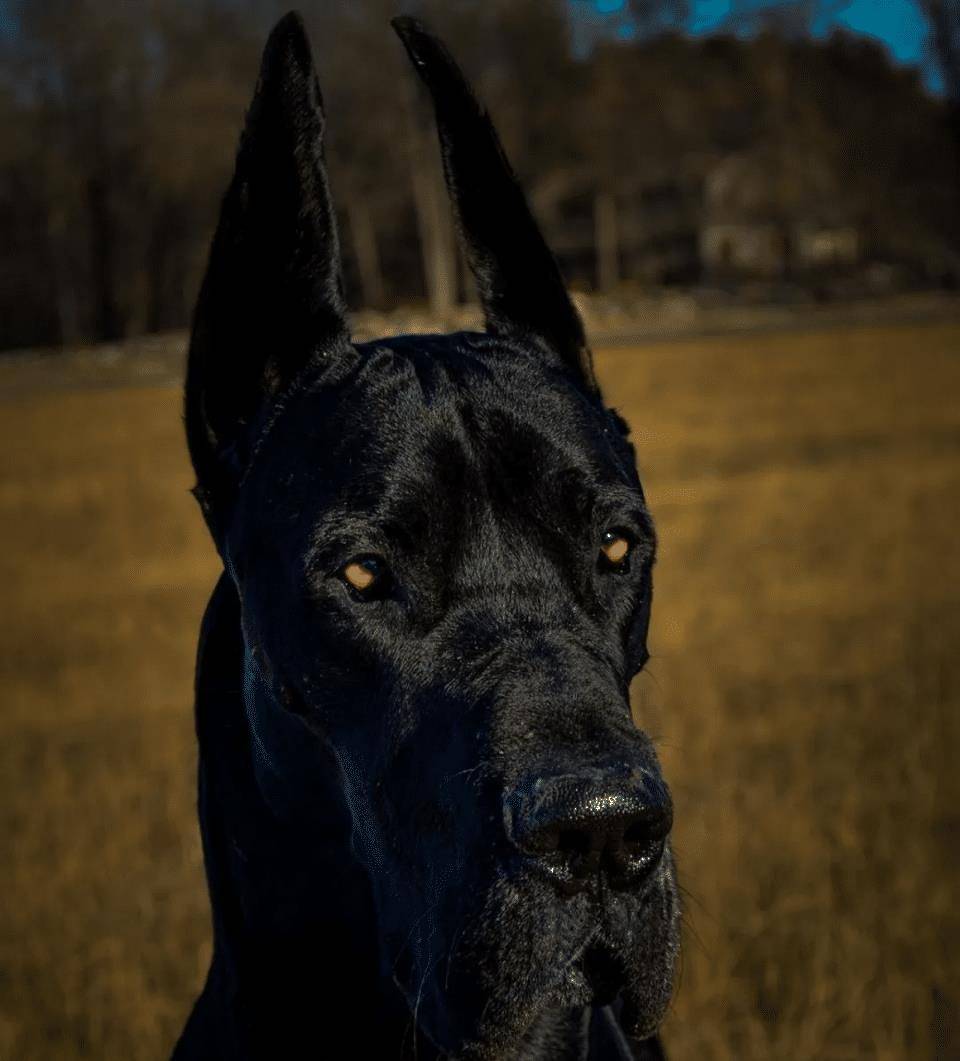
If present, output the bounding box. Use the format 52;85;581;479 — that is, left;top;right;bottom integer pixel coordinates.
507;766;672;894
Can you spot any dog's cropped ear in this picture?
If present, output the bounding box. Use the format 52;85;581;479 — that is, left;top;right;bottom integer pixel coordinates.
391;17;597;396
186;11;348;537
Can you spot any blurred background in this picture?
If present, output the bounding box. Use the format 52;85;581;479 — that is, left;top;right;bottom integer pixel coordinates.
1;0;960;347
1;1;959;1058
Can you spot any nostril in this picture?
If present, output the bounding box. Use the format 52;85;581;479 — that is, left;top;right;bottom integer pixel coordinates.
607;798;672;889
621;812;669;852
556;828;592;858
622;819;652;852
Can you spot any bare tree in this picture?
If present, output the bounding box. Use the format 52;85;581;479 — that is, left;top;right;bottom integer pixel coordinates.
723;0;850;37
626;0;689;36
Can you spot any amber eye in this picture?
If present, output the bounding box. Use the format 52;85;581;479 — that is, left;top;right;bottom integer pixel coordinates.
340;555;388;595
600;530;632;569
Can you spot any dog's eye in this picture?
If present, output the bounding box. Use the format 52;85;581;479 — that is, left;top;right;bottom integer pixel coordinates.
340;555;388;596
599;530;632;570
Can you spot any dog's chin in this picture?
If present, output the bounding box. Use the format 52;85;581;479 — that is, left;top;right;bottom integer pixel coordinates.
418;954;674;1061
407;858;680;1060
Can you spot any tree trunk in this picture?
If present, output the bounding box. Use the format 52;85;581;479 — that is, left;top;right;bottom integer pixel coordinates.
411;157;457;319
87;173;124;342
403;76;458;319
347;199;385;309
45;203;80;346
595;191;620;292
147;199;176;334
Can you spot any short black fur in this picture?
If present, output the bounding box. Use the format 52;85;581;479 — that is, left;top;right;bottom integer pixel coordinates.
174;13;679;1061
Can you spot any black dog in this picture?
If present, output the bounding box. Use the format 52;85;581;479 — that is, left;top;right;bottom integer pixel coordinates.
174;12;679;1060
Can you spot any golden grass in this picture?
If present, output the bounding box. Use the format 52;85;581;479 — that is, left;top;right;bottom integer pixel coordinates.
1;320;958;1059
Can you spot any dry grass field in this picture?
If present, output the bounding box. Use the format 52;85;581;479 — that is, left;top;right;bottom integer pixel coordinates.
1;319;958;1059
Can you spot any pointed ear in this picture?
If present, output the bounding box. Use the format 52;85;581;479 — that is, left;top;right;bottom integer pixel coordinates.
391;17;597;396
185;11;348;535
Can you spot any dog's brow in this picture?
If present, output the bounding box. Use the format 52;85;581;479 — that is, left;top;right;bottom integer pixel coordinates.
303;509;387;566
594;483;650;512
554;477;649;523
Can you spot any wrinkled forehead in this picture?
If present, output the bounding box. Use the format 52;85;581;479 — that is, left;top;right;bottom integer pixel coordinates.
237;335;639;544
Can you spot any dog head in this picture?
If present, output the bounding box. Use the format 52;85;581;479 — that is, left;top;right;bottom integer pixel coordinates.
185;13;678;1057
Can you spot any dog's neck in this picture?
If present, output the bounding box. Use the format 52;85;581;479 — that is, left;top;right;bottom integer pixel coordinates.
175;573;648;1061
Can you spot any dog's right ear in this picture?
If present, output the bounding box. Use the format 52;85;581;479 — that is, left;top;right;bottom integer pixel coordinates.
392;17;597;397
185;11;348;540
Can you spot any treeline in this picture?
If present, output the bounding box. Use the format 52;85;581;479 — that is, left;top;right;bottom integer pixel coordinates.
0;0;958;351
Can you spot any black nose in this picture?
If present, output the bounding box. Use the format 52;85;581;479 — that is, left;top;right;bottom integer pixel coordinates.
506;765;672;894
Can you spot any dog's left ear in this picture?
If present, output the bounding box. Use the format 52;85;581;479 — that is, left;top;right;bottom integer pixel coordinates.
392;17;598;397
186;12;348;538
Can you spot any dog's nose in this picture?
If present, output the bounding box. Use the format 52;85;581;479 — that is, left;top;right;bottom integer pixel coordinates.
506;767;672;894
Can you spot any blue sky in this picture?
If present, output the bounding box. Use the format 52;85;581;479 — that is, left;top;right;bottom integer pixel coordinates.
690;0;929;69
588;0;936;87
